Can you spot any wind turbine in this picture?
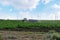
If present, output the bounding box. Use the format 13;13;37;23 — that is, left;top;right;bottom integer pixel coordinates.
55;13;58;20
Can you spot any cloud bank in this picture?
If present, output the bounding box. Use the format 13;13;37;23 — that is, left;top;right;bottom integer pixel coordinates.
42;0;53;4
0;0;60;20
0;0;40;10
52;4;60;9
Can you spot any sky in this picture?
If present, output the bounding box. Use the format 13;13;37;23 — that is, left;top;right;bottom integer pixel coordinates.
0;0;60;20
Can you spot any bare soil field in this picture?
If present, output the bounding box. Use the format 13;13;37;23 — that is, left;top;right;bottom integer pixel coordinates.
0;30;45;40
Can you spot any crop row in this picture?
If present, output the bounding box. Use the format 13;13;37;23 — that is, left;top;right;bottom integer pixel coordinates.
0;20;60;29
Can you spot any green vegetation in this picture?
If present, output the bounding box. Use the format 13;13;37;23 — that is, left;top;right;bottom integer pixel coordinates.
43;30;60;40
0;35;3;40
0;20;60;30
51;32;60;40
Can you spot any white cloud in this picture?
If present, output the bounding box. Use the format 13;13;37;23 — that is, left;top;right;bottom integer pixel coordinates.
0;0;10;6
52;4;60;9
38;13;50;20
42;0;53;4
0;15;17;20
0;0;40;10
38;12;60;20
37;13;55;20
18;12;39;20
0;12;17;20
55;12;60;20
48;13;55;20
18;12;31;19
0;12;60;20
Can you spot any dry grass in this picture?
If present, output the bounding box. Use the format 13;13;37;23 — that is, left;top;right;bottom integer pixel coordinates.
0;30;45;40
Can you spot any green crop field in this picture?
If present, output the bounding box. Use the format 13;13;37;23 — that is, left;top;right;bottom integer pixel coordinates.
0;20;60;30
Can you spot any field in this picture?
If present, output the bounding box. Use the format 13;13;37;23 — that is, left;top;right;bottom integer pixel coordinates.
0;20;60;40
0;20;60;27
0;30;60;40
0;20;60;31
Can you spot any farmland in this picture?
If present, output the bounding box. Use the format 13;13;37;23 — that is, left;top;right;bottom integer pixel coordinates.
0;20;60;40
0;20;60;32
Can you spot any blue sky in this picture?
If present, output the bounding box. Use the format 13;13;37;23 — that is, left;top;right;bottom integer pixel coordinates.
0;0;60;20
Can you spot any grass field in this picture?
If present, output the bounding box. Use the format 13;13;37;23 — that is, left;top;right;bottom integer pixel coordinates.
0;20;60;31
